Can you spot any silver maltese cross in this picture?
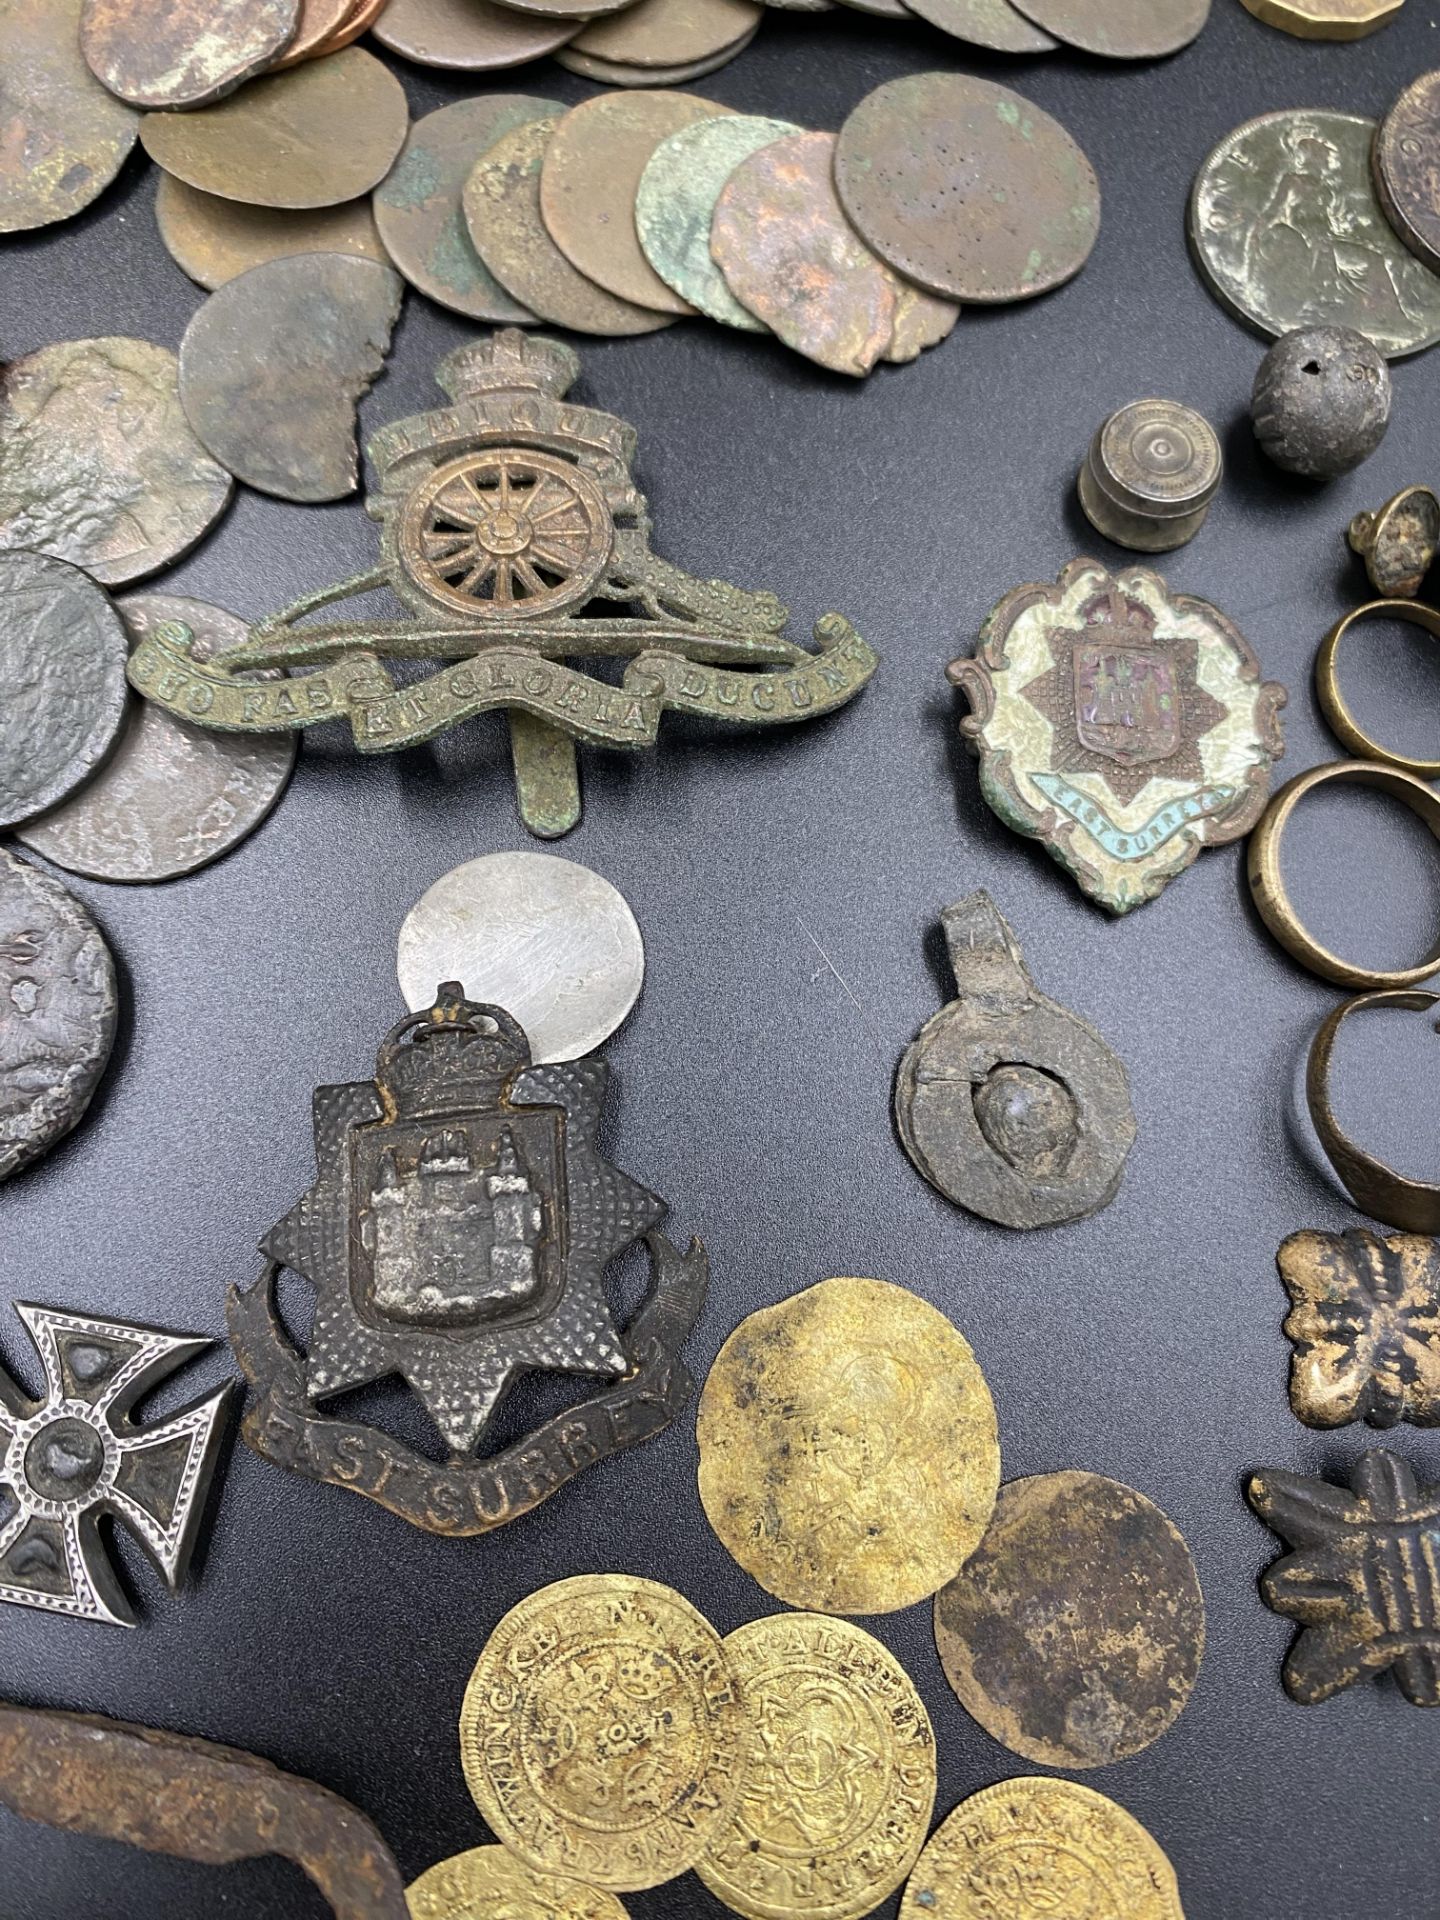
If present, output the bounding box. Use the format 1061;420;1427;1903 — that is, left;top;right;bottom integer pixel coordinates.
0;1304;234;1626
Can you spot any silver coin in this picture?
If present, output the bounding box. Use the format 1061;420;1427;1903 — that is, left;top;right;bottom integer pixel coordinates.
0;847;117;1183
16;595;296;884
0;549;129;831
397;852;644;1064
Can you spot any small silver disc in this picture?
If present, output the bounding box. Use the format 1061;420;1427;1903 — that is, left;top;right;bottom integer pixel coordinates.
396;852;643;1064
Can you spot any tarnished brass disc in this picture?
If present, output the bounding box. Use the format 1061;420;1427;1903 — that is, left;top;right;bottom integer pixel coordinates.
1009;0;1208;56
464;118;676;335
541;94;733;315
406;1846;628;1919
834;73;1100;304
1240;0;1400;34
458;1575;745;1892
712;131;956;376
568;0;762;66
140;48;410;211
156;174;386;290
374;98;562;323
554;33;755;81
1375;73;1440;276
901;1779;1186;1920
698;1613;936;1920
0;0;139;234
697;1276;1000;1614
80;0;299;109
372;0;579;68
271;0;355;67
934;1472;1204;1768
902;0;1056;49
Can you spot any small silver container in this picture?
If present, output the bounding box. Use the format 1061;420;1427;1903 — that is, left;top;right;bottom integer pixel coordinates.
1079;398;1223;552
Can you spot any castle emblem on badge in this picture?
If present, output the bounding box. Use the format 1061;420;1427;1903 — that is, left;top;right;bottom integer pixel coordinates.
949;560;1287;914
228;985;706;1534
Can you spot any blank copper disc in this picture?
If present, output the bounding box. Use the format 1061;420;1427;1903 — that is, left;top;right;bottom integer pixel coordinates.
372;0;579;67
569;0;762;64
156;174;386;288
834;72;1099;303
270;0;352;66
1010;0;1209;55
904;0;1056;49
80;0;299;108
554;30;754;79
309;0;393;50
934;1471;1205;1768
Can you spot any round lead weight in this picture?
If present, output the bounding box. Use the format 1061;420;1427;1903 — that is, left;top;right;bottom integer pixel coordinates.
1078;398;1222;552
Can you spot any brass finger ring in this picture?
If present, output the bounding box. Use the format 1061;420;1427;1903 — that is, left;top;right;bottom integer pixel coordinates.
1307;988;1440;1232
1316;599;1440;778
1248;759;1440;989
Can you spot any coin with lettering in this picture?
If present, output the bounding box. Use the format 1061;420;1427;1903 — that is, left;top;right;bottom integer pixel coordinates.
698;1277;1000;1614
1008;0;1207;56
900;1778;1186;1920
0;338;233;586
934;1472;1205;1769
373;0;579;66
156;174;387;290
464;118;675;336
1190;110;1440;359
397;852;643;1063
699;1613;936;1920
0;847;117;1184
80;0;299;108
407;1846;628;1920
459;1575;746;1892
179;254;404;501
636;113;801;329
0;0;139;233
373;97;560;322
140;47;410;210
0;551;129;831
1374;72;1440;277
16;596;295;884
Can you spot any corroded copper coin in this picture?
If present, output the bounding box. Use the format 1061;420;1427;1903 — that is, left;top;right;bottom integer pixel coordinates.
554;34;755;80
934;1471;1205;1768
156;174;386;290
271;0;354;66
712;130;955;376
374;98;558;322
1010;0;1208;55
0;338;233;586
465;116;676;334
179;254;404;501
140;48;409;210
541;93;732;315
835;73;1099;304
0;0;139;234
1375;72;1440;277
80;0;299;109
904;0;1055;49
373;0;579;67
568;0;762;65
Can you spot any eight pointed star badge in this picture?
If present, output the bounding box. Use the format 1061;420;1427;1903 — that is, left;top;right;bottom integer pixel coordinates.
228;984;707;1535
0;1303;234;1627
949;560;1287;914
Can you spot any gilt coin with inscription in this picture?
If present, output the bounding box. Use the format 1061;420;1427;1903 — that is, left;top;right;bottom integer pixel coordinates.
156;174;388;291
0;338;233;586
16;596;295;884
0;0;139;233
697;1277;1000;1614
0;550;129;831
0;848;117;1184
1009;0;1208;56
80;0;299;109
373;97;561;323
406;1847;628;1920
141;48;410;210
1374;72;1440;278
397;852;643;1064
459;1575;746;1892
698;1613;937;1920
934;1471;1205;1769
900;1778;1186;1920
1190;111;1440;359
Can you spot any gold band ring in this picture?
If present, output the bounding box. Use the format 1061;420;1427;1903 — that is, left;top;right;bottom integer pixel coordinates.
1247;759;1440;989
1307;989;1440;1233
1316;599;1440;778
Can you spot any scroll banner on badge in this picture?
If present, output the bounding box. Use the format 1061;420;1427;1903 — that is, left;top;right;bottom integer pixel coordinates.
128;617;877;754
228;1234;708;1537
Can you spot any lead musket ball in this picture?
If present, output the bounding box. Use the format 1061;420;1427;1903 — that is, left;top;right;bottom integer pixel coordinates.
1251;326;1391;479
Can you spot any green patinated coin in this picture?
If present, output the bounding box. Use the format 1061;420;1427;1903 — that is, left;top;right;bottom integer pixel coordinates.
636;115;800;330
374;97;561;323
0;0;139;234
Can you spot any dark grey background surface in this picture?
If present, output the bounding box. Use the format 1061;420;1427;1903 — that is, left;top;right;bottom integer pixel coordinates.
5;5;1440;1916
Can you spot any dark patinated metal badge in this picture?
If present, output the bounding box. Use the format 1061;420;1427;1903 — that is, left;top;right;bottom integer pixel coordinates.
895;892;1135;1229
127;328;877;838
1249;1450;1440;1706
0;1303;234;1625
1279;1228;1440;1429
229;983;706;1534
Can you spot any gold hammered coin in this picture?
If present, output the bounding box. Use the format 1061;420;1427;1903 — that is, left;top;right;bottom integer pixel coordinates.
697;1612;937;1920
696;1276;1001;1614
458;1574;746;1893
900;1777;1186;1920
406;1845;629;1919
